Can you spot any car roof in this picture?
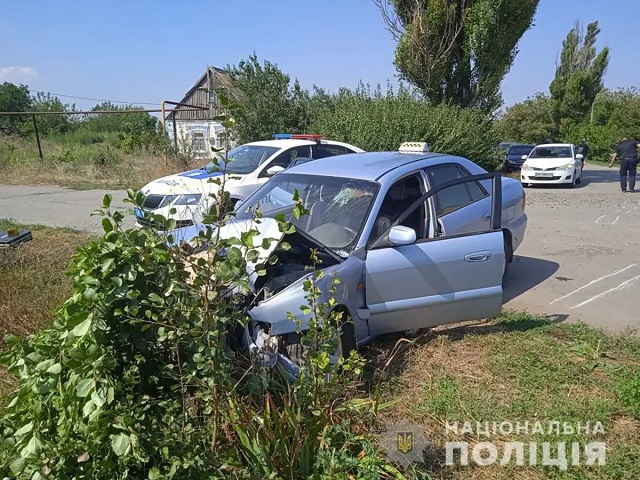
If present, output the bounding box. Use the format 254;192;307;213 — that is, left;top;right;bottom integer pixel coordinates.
285;151;447;181
534;143;573;148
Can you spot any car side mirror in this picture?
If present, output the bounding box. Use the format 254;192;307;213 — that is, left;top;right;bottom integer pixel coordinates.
521;155;528;160
265;165;285;177
388;225;416;246
576;154;584;160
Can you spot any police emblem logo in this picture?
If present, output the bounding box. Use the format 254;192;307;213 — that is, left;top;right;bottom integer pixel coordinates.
381;417;427;468
396;431;413;454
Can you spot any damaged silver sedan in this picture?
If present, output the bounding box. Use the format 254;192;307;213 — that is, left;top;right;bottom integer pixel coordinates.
172;145;528;378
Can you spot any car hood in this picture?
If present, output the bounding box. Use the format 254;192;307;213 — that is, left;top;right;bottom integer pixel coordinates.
524;157;576;169
168;217;338;288
140;168;246;196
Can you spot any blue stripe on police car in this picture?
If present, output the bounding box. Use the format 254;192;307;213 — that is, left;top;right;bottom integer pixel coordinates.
177;168;224;180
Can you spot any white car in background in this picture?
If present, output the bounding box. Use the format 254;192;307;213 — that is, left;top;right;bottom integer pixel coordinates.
520;143;584;188
135;134;364;228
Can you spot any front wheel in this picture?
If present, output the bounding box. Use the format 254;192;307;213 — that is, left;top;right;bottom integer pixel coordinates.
568;171;577;188
285;311;357;366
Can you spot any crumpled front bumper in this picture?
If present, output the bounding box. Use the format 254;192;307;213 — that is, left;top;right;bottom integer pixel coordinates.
243;321;301;381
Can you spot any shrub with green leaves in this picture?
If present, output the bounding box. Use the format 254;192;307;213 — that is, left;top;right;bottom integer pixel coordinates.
312;83;501;171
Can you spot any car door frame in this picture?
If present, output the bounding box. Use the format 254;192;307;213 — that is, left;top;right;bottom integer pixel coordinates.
257;145;313;179
424;162;492;236
363;172;504;336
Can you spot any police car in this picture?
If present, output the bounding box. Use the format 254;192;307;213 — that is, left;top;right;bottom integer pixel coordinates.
134;134;364;228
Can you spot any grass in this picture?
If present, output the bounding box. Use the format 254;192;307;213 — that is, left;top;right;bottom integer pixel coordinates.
0;133;202;190
0;220;90;396
0;221;639;479
368;312;640;479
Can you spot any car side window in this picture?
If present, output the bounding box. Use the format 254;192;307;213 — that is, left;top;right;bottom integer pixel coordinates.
426;164;487;216
312;144;353;159
368;173;426;248
260;146;311;176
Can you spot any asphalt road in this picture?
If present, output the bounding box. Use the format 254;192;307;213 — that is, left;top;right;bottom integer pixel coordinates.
0;185;135;232
1;163;639;333
503;163;640;333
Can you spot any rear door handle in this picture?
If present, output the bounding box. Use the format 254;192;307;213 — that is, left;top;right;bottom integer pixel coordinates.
465;251;493;263
482;211;492;221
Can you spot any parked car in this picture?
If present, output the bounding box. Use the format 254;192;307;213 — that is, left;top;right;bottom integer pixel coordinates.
520;143;584;188
171;142;528;378
134;134;364;229
502;143;535;172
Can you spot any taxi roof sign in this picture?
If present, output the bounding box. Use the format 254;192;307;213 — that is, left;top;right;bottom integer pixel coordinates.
399;141;430;153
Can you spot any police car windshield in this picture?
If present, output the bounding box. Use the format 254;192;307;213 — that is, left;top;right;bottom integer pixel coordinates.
529;146;572;159
204;145;279;174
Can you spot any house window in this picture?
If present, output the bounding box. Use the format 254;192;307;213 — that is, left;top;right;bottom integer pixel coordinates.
191;132;207;152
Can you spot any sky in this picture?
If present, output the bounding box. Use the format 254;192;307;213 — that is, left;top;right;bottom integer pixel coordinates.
1;0;638;112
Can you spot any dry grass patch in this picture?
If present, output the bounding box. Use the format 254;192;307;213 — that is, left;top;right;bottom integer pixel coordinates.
0;221;89;343
0;153;198;190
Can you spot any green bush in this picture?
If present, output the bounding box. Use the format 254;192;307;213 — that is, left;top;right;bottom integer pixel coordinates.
0;104;402;479
0;191;399;479
312;83;501;171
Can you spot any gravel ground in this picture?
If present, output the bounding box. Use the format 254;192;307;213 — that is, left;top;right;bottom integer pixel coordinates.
503;163;640;333
2;162;639;333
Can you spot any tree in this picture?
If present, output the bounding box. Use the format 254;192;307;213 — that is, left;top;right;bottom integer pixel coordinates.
0;82;32;136
31;92;75;135
549;20;609;133
495;93;556;144
83;101;159;135
374;0;539;111
228;54;313;143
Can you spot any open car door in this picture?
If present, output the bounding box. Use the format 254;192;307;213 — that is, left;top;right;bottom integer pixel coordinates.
364;173;504;336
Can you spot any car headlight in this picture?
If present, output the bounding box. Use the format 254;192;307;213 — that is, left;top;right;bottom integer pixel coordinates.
521;164;532;171
560;163;574;170
173;194;202;206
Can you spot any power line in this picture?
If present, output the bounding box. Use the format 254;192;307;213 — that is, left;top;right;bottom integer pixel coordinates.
30;90;162;106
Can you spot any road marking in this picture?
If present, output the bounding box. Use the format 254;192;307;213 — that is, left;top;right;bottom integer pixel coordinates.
626;211;631;214
549;264;638;305
616;209;622;213
612;216;619;225
571;275;640;309
595;215;606;223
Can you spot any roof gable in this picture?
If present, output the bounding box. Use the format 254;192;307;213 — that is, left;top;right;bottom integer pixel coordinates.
167;66;243;121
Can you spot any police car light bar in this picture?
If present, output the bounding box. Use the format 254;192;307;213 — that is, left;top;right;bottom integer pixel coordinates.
399;141;430;153
272;133;325;140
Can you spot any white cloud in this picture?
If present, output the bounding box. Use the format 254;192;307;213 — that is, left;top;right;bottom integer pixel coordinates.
0;66;38;84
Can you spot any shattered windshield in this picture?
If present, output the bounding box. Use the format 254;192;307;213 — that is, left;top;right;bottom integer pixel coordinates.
204;145;279;174
235;173;379;255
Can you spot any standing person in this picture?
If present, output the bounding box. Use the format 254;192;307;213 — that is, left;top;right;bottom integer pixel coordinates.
577;138;589;166
609;137;640;192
